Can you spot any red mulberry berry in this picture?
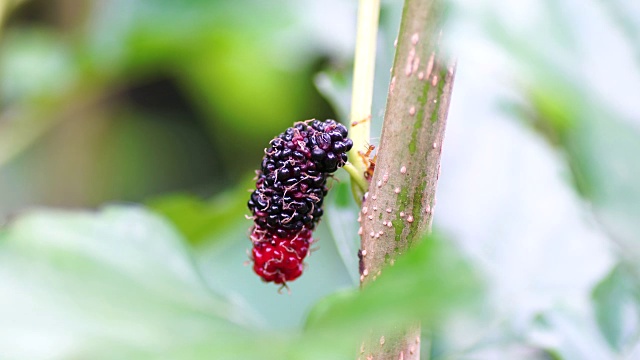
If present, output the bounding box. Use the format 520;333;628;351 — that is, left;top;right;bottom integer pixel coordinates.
251;226;312;284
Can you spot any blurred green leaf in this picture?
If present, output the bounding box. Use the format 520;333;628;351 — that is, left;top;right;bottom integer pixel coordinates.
0;206;279;359
84;1;294;74
324;173;361;285
0;206;482;359
302;235;483;357
84;0;337;181
592;264;640;353
531;310;615;360
0;28;76;105
315;67;352;122
599;0;640;68
522;79;640;263
86;0;324;142
149;182;251;246
0;29;75;168
490;3;640;350
488;1;640;263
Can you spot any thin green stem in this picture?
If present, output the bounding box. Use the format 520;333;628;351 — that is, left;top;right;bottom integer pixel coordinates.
343;163;369;195
347;0;380;196
0;1;9;37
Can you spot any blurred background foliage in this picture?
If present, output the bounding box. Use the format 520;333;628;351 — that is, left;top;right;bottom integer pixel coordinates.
0;0;639;359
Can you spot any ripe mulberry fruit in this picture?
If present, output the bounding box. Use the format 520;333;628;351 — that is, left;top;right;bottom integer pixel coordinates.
251;227;312;284
248;119;352;285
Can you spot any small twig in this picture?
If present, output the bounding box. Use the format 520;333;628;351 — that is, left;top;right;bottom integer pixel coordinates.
343;163;369;195
347;0;380;196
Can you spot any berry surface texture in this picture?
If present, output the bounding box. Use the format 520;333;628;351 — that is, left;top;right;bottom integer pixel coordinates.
247;119;352;285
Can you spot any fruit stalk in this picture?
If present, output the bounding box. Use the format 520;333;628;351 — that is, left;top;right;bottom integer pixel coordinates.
348;0;380;197
0;0;9;33
357;0;455;358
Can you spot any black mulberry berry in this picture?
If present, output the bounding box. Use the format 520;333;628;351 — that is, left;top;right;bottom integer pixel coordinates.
248;119;351;284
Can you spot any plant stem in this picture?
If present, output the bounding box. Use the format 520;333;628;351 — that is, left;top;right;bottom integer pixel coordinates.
348;0;380;195
343;163;369;195
0;0;27;36
0;0;9;36
358;0;455;358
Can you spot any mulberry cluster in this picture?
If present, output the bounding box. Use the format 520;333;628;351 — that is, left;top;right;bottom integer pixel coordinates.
248;119;352;284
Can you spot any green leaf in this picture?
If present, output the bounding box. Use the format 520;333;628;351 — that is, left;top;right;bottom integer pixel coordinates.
0;206;279;359
488;1;640;264
149;181;251;246
0;28;80;168
524;77;640;263
303;234;483;357
0;28;76;104
599;0;640;68
592;264;640;353
324;173;361;285
531;310;615;360
314;68;352;122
